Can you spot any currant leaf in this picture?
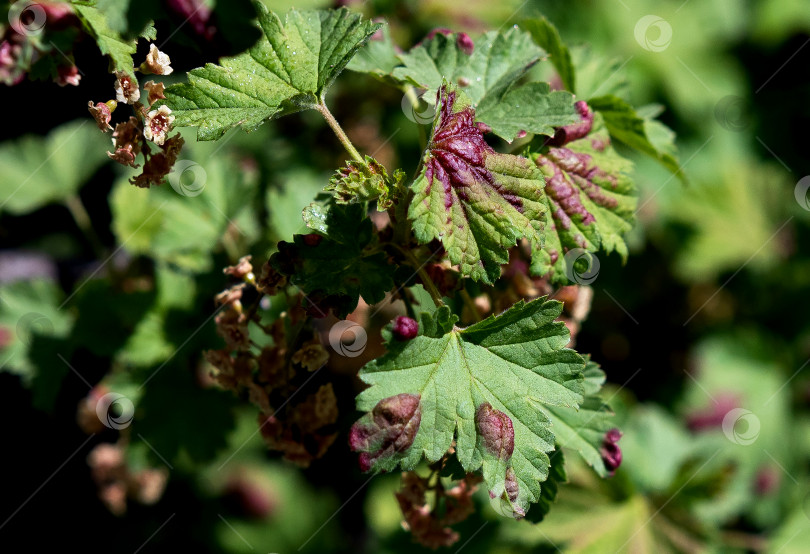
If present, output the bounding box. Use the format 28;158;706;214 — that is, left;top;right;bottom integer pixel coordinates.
542;359;615;477
270;210;395;317
589;95;683;180
409;84;549;284
351;298;586;517
164;3;381;140
72;1;141;77
392;29;578;141
531;105;636;283
521;17;575;93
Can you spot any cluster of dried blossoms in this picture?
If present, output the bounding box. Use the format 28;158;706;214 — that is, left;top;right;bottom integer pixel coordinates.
396;466;482;549
87;43;184;188
205;256;340;467
76;386;168;516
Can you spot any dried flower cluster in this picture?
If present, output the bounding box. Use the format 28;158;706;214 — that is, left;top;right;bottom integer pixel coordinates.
87;44;183;187
396;469;482;549
205;256;340;466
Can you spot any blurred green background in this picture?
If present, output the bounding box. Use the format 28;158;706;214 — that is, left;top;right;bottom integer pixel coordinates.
1;0;810;552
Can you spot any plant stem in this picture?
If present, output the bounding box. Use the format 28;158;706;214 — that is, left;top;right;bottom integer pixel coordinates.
389;242;443;306
460;289;482;323
315;101;363;163
64;195;105;258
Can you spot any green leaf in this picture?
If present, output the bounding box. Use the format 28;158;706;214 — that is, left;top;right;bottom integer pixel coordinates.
543;359;614;477
521;16;575;92
409;84;548;284
346;22;401;83
392;28;577;141
302;196;368;245
0;121;109;215
531;112;636;283
476;81;580;142
272;204;396;316
354;298;586;516
111;144;260;272
589;95;683;180
72;1;140;76
523;449;567;523
164;3;381;140
0;279;73;382
393;27;542;106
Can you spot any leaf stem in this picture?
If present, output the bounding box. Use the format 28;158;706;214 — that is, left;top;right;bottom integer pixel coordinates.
388;242;443;306
64;195;105;258
315;101;363;163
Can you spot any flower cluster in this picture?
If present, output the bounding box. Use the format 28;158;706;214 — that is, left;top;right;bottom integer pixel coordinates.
396;468;482;549
87;44;183;188
205;256;340;467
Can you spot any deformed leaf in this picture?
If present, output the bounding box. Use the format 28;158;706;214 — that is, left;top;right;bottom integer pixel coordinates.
325;155;405;209
409;84;548;284
352;299;586;516
165;3;382;140
531;105;636;283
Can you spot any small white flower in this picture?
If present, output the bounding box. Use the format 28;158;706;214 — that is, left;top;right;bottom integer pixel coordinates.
142;44;173;75
114;71;140;104
143;105;174;146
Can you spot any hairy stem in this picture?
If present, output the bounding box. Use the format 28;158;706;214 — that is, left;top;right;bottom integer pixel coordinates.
316;101;363;163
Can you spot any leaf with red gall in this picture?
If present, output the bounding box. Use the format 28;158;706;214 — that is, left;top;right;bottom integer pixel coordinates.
476;403;514;460
349;393;422;471
392;316;419;341
409;84;548;284
354;300;587;515
531;110;636;283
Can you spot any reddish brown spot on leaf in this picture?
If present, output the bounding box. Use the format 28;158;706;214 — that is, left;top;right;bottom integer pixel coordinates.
349;393;422;471
476;403;515;461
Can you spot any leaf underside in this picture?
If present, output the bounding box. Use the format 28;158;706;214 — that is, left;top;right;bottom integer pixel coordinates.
356;299;587;515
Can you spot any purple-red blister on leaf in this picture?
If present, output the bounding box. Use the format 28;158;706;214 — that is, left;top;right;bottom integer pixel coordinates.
476;403;514;461
392;316;419;340
545;101;593;147
504;467;525;517
349;393;422;471
456;33;474;55
600;428;622;475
